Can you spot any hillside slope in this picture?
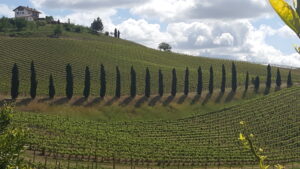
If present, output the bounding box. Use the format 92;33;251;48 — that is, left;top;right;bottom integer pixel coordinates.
14;86;300;167
0;31;299;96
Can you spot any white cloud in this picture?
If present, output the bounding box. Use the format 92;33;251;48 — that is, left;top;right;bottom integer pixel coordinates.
213;33;234;46
56;9;116;31
131;0;272;21
118;18;300;67
118;19;172;48
0;4;14;17
30;0;149;10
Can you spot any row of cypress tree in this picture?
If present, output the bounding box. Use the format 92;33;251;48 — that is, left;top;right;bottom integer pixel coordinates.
9;62;293;100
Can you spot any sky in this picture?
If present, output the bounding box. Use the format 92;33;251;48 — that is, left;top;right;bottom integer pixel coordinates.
1;0;300;68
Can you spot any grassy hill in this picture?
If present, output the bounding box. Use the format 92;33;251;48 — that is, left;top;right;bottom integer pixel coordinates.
0;24;299;97
13;86;300;168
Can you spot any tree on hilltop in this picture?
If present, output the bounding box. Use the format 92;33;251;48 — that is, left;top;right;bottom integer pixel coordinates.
158;42;172;52
91;17;104;33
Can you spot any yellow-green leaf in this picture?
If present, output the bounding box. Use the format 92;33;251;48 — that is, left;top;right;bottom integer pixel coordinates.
269;0;300;35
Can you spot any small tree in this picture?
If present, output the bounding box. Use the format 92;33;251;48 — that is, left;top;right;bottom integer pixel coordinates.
14;18;27;31
221;64;226;93
130;66;137;98
91;17;104;33
115;66;121;98
66;64;73;100
11;64;19;100
53;25;62;37
158;42;172;52
276;68;282;88
245;72;249;91
117;30;120;38
287;71;293;88
100;64;106;98
197;66;203;96
145;68;151;98
184;67;189;96
171;68;177;96
114;28;118;38
232;62;237;92
30;61;38;100
254;76;260;93
265;64;272;91
209;66;214;94
83;66;91;99
48;74;55;99
158;69;164;97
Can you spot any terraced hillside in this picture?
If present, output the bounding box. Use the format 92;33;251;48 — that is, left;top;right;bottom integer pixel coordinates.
0;33;299;96
13;86;300;168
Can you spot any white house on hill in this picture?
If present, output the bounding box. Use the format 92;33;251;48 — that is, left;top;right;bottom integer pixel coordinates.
13;6;41;21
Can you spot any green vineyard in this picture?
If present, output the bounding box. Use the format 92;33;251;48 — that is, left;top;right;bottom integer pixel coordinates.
0;33;299;97
13;86;300;168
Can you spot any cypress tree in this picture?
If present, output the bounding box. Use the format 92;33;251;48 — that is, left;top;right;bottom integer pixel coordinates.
30;61;38;99
11;63;19;100
66;64;73;100
287;71;293;88
114;28;117;38
254;76;260;93
158;69;164;97
197;66;203;96
49;74;55;99
130;66;136;98
100;64;106;98
221;64;226;93
115;66;121;98
265;64;272;90
145;67;151;98
209;66;214;94
245;71;249;91
184;67;189;96
83;66;91;99
231;62;237;92
171;68;177;97
276;68;282;88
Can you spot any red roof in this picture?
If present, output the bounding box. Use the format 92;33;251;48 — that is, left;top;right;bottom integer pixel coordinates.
13;6;41;13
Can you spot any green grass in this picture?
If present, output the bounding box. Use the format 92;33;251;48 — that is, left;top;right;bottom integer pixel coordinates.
0;24;299;96
12;86;300;168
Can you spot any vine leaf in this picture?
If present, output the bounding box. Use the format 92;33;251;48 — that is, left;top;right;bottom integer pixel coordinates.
269;0;300;36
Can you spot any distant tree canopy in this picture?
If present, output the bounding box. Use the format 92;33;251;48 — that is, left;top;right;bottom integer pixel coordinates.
91;17;104;33
158;42;172;52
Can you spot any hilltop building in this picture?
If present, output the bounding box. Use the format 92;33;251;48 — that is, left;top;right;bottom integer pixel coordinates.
13;6;41;21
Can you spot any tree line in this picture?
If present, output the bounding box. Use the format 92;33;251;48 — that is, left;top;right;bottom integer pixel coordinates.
9;62;294;100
